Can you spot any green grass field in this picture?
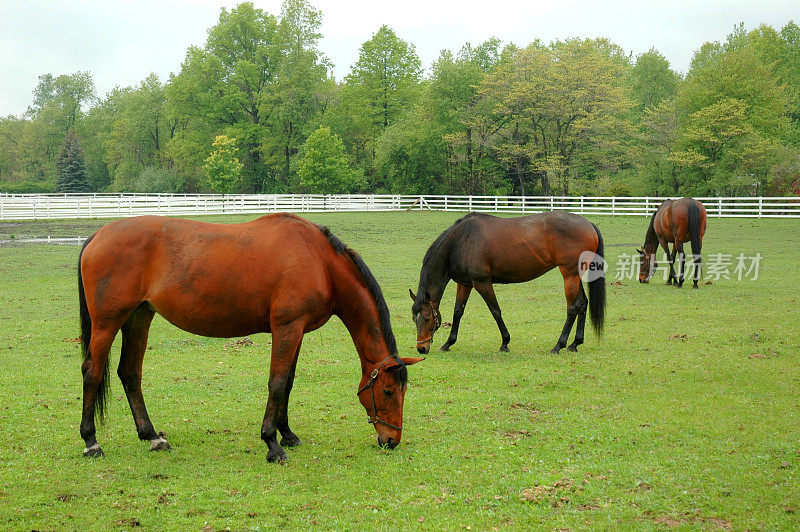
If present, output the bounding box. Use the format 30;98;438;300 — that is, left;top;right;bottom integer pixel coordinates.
1;211;799;530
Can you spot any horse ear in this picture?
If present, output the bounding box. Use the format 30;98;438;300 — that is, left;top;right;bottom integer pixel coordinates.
400;357;425;366
635;247;643;255
409;288;416;301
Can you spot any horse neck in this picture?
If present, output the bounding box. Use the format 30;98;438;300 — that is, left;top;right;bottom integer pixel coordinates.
418;245;450;305
643;212;660;254
333;258;393;371
644;225;659;254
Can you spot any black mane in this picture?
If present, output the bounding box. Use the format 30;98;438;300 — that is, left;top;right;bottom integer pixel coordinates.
644;201;669;250
414;213;476;312
316;225;406;386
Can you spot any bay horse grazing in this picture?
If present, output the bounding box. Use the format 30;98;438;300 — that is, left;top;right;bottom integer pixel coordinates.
637;198;707;288
77;214;423;463
410;212;606;355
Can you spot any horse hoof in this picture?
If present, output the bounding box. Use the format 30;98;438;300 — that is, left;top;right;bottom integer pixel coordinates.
550;347;561;354
83;443;104;458
280;435;302;448
499;346;509;353
676;283;683;288
267;449;288;464
567;345;578;352
439;345;450;352
149;437;171;451
692;284;699;289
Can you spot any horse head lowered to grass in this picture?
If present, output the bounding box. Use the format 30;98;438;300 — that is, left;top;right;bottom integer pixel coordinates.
77;214;423;463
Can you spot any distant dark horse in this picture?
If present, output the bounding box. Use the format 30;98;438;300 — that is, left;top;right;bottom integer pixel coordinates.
411;212;606;354
77;214;422;463
638;198;707;288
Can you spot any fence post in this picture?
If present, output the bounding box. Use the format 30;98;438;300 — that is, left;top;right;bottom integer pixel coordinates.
645;196;649;216
469;196;473;211
612;196;616;215
495;196;498;212
758;197;763;219
718;197;722;218
580;196;584;215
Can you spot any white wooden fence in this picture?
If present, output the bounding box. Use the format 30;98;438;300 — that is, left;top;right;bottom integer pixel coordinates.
1;193;799;220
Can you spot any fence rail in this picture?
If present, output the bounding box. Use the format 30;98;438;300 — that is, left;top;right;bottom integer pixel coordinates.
1;193;799;220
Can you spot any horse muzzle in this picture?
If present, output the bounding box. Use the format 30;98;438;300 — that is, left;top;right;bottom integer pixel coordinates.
377;435;400;449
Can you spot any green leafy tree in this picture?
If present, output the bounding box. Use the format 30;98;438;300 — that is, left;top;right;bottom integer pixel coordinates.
333;25;421;186
628;49;680;114
261;0;331;186
425;41;507;194
103;75;178;191
348;25;422;131
203;135;243;193
296;127;362;193
56;129;91;192
481;39;633;195
167;3;280;190
634;98;682;193
674;29;793;193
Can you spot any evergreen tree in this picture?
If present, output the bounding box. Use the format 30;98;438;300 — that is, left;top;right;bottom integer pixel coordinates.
56;130;91;192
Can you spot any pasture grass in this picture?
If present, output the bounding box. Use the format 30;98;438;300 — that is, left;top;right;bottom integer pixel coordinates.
0;211;799;530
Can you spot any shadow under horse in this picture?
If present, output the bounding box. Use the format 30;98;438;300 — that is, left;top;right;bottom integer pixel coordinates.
411;211;606;354
637;198;707;288
77;213;422;463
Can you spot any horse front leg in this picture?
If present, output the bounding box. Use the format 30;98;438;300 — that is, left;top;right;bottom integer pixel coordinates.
552;271;581;354
660;239;675;285
277;342;302;448
472;280;511;352
118;307;168;451
261;323;304;464
440;283;472;352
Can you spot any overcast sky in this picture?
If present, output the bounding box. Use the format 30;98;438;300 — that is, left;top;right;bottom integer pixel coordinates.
1;0;797;116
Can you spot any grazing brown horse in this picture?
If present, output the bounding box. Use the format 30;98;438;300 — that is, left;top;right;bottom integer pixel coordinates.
411;212;605;354
638;198;707;288
77;214;422;463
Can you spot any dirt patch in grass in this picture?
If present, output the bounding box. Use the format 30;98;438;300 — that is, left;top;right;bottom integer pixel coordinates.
644;509;732;529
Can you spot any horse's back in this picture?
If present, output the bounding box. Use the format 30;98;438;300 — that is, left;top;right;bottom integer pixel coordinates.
450;212;599;282
80;214;334;337
658;198;706;242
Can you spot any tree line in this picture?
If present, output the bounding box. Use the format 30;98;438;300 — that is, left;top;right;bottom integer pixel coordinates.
1;1;798;196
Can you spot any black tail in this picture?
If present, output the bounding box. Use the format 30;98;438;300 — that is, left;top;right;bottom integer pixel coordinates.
78;233;108;421
687;201;703;279
588;223;606;336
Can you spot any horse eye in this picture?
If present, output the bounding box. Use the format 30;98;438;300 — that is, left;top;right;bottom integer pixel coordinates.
383;389;393;397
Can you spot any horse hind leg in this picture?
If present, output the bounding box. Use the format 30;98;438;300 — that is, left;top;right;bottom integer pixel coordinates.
441;283;472;352
80;327;118;457
567;284;588;352
118;306;168;451
552;271;581;354
676;243;686;287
